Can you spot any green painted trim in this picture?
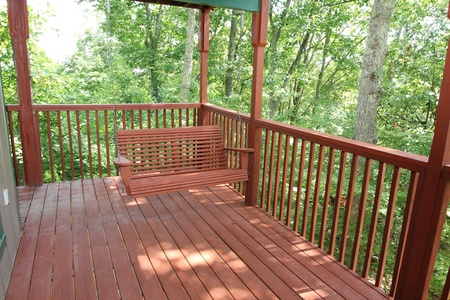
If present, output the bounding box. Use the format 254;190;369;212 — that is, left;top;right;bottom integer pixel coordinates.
0;233;5;258
179;0;260;12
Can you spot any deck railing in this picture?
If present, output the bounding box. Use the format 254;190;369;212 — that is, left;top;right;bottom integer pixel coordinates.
6;102;449;298
6;103;200;185
203;103;448;299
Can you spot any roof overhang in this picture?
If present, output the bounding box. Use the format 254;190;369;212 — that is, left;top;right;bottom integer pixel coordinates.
135;0;260;12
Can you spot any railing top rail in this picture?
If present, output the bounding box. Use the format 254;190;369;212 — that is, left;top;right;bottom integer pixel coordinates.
6;103;201;112
256;118;428;172
202;103;251;122
203;103;427;172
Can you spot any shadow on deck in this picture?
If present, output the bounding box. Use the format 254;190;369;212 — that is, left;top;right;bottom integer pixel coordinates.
7;177;391;299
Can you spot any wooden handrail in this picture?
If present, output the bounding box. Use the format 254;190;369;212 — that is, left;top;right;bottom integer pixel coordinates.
202;103;251;122
203;103;428;172
6;103;201;112
255;118;428;172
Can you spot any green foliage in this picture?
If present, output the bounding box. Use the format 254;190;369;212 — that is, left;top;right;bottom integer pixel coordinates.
0;9;15;104
1;5;63;105
379;0;449;156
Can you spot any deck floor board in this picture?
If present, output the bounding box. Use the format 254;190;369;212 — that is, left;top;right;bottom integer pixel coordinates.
7;177;391;300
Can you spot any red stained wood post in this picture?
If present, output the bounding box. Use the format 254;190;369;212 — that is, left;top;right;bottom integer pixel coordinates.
199;7;211;126
7;0;43;186
394;4;450;299
245;0;268;206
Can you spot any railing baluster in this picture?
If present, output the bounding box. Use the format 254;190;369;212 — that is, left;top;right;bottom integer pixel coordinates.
138;110;143;129
121;110;126;129
171;109;175;128
351;158;373;271
193;108;197;125
273;133;284;218
238;120;245;194
95;111;102;178
376;166;401;287
339;154;359;263
286;137;298;227
302;142;316;237
362;162;386;278
75;111;84;180
163;109;167;128
279;135;290;222
130;109;135;129
310;144;325;244
267;131;277;216
104;110;111;176
329;151;347;256
57;111;66;182
260;129;271;210
45;111;55;182
86;111;93;178
441;266;450;300
294;140;307;232
319;148;335;249
67;111;75;180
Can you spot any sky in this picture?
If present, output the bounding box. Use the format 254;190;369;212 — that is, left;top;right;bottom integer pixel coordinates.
27;0;97;62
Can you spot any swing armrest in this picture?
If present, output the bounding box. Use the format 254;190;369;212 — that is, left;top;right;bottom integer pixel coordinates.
114;155;132;167
114;155;132;195
223;147;254;171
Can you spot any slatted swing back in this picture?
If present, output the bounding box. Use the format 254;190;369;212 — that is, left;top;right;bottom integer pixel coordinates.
117;125;228;177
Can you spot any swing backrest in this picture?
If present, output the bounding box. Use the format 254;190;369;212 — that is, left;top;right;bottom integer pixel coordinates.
116;125;228;177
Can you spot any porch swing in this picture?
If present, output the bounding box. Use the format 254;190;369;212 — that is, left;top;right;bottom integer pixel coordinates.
111;1;258;198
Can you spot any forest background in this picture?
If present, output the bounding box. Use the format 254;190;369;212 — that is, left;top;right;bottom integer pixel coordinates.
1;0;450;297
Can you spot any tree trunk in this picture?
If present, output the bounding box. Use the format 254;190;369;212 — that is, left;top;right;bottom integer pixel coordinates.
225;10;239;97
180;8;196;101
315;31;330;102
353;0;395;143
267;0;293;118
268;32;311;119
145;4;163;102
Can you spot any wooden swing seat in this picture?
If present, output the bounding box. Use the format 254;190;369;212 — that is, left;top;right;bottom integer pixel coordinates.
114;125;253;197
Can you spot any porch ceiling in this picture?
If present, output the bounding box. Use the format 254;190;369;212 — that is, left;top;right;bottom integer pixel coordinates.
134;0;261;12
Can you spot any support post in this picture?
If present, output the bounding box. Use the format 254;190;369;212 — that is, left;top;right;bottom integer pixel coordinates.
7;0;43;186
245;0;268;206
198;7;210;126
394;4;450;298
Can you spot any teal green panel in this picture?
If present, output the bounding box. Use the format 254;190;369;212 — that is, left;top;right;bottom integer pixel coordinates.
180;0;260;12
0;233;5;258
0;215;5;259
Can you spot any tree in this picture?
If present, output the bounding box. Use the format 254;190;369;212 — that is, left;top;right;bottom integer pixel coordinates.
180;8;196;101
353;0;396;144
377;0;448;155
224;10;239;98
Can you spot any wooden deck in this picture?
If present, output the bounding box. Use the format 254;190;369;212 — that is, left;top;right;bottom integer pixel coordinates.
7;177;391;299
